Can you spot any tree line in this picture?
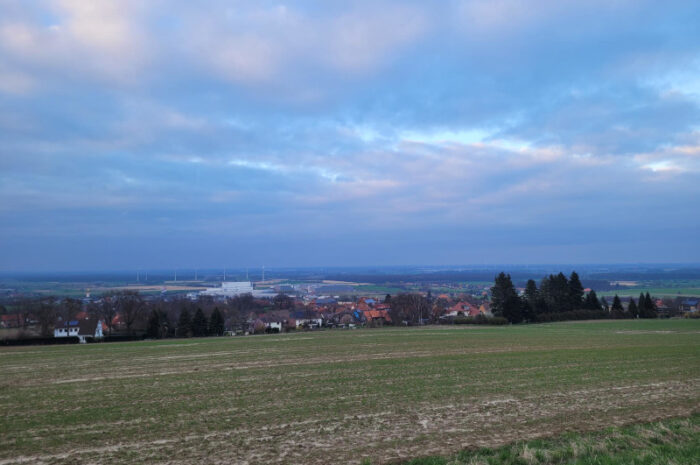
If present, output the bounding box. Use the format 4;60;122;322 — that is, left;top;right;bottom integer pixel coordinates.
2;291;269;338
491;271;658;323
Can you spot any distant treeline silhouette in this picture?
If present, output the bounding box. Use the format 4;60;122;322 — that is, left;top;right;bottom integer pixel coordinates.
491;271;658;323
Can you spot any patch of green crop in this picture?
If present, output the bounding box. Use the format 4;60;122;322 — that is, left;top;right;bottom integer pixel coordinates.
392;415;700;465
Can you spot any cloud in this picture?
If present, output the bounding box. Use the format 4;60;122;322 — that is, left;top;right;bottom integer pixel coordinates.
0;61;35;94
1;1;699;268
0;0;151;87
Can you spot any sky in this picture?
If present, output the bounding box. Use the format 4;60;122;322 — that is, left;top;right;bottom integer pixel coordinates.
1;1;699;271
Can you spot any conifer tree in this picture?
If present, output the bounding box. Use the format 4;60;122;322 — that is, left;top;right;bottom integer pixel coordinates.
568;271;585;309
490;272;522;323
641;292;658;318
146;309;161;339
208;307;225;336
524;280;538;307
611;295;624;318
646;292;658;318
176;308;192;337
584;290;601;310
549;273;570;312
628;298;639;318
192;308;208;337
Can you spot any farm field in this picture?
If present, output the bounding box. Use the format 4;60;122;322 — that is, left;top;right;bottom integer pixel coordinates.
1;320;699;465
597;287;700;297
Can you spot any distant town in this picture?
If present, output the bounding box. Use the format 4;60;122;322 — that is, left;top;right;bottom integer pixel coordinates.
2;265;699;344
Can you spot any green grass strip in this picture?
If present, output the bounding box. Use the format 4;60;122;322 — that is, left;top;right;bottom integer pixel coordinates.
376;415;700;465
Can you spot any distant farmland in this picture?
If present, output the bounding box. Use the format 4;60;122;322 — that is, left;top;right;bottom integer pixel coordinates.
597;287;700;297
1;320;699;465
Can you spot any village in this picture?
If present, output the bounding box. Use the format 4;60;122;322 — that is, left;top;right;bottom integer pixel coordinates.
2;276;699;345
1;282;496;343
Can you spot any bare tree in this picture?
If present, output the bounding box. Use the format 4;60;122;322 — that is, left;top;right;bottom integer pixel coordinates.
114;291;145;335
99;293;118;335
390;294;429;325
36;298;57;337
62;298;83;320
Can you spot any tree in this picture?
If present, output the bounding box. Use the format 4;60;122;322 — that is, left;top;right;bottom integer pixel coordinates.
390;294;429;325
99;294;118;335
584;290;601;310
540;273;570;313
568;272;584;310
524;279;548;315
638;293;647;317
520;297;535;323
434;297;450;317
273;293;294;310
146;310;162;339
628;298;639;318
524;280;538;310
646;292;658;318
114;291;145;335
611;295;624;318
157;307;172;338
491;273;522;323
601;296;609;312
384;294;391;304
62;298;83;320
36;298;57;337
192;308;208;337
177;308;192;337
640;292;658;318
208;307;225;336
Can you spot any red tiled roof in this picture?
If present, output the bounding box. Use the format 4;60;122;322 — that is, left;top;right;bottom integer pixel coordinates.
1;314;23;327
363;310;392;322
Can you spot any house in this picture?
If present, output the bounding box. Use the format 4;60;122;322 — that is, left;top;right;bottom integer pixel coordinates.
363;310;391;325
111;314;126;332
1;314;24;329
444;302;480;318
54;318;105;343
680;299;699;313
289;310;322;328
655;299;672;317
330;308;360;327
479;303;493;317
261;316;285;333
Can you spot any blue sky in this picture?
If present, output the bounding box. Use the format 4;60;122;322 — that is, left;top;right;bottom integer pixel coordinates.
1;1;699;271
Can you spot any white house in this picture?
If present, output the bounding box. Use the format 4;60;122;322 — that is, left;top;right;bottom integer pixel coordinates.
54;318;105;343
289;311;323;328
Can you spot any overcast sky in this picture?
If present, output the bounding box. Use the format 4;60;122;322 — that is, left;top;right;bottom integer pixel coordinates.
1;1;699;271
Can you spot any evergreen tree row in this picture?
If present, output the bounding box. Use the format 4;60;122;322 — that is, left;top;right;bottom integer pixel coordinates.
146;307;225;339
609;293;658;319
491;272;657;323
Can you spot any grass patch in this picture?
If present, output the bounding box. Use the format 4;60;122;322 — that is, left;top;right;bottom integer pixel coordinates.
397;415;700;465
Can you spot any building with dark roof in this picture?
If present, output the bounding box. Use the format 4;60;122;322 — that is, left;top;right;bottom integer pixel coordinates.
54;318;105;343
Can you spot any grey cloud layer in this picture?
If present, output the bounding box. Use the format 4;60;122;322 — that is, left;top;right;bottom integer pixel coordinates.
1;0;699;269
